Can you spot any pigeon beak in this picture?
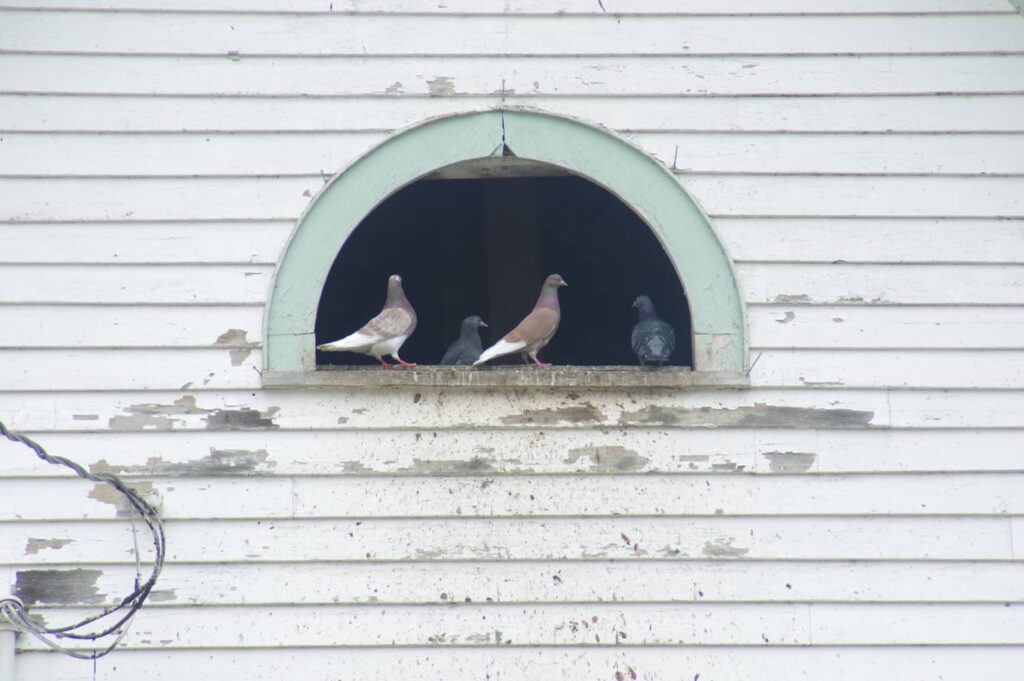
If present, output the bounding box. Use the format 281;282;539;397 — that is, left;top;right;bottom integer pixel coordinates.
560;280;568;287
479;321;488;328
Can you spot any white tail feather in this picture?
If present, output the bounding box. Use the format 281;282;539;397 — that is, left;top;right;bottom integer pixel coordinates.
473;339;527;365
316;331;377;352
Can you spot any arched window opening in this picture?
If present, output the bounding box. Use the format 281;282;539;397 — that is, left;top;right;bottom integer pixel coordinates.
315;169;693;368
264;109;747;385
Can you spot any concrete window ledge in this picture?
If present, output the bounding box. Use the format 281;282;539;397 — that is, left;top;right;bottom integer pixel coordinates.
262;366;750;390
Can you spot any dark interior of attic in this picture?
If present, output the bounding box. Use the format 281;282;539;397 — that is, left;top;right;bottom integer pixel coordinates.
315;166;693;368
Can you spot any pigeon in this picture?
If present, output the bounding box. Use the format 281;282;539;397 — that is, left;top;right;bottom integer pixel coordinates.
316;274;417;369
440;315;488;365
474;274;568;368
631;294;675;366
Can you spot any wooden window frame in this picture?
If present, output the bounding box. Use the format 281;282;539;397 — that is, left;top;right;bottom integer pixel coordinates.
262;109;748;389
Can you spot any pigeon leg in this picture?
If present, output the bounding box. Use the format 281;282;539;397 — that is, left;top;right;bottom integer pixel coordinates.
529;355;551;369
393;356;417;368
377;357;393;370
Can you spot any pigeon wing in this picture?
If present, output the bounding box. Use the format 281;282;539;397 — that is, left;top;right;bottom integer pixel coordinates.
317;307;413;352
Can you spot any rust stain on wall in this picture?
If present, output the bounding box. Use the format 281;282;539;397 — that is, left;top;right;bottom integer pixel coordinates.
619;403;873;428
564;446;650;473
500;402;605;425
761;451;817;473
15;568;105;606
24;538;73;555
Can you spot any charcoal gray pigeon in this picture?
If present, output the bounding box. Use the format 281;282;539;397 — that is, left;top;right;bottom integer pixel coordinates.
440;315;488;366
631;294;675;365
316;274;417;369
474;274;567;368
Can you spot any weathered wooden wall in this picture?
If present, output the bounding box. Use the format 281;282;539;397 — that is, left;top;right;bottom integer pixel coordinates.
2;1;1023;679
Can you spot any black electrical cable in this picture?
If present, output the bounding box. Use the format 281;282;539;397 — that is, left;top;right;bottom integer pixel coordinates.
0;419;166;660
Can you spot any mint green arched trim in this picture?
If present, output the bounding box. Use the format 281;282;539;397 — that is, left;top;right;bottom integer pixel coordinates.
265;109;747;374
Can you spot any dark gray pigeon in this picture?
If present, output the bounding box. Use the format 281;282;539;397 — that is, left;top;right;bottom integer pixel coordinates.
631;295;675;365
440;315;488;366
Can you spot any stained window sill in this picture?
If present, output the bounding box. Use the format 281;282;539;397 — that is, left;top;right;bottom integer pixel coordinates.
262;366;750;390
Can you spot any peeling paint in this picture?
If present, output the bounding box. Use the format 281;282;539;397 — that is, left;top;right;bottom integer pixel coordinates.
109;396;279;431
91;448;273;478
772;294;811;304
400;457;498;475
385;81;403;94
427;76;455;96
564;446;650;473
15;569;104;606
619;403;873;428
204;407;279;431
72;414;99;421
762;451;817;473
148;589;177;602
500;403;604;425
703;538;749;558
24;538;73;555
89;481;155;518
108;395;206;431
214;329;257;347
775;311;795;324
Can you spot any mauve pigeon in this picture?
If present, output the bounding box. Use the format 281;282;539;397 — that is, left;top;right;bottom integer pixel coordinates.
316;274;417;369
474;274;568;368
631;294;675;365
440;315;488;366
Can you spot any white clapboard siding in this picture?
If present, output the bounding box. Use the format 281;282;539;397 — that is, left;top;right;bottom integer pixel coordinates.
749;305;1024;349
6;12;1024;56
0;0;1013;13
634;132;1024;175
0;388;894;432
16;560;1024;606
681;175;1024;218
0;348;263;391
740;263;1024;305
717;218;1024;264
4;220;1023;266
7;132;1024;176
7;95;1024;133
0;222;290;264
15;648;1024;681
13;603;1024;649
2;347;1021;391
4;176;1024;222
0;265;273;304
0;516;1014;564
4;55;1024;97
3;388;1022;431
4;473;1023;521
3;428;1023;477
0;304;264;347
748;349;1024;389
16;647;1024;681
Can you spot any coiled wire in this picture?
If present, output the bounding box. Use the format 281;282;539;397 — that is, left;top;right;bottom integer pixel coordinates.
0;419;165;660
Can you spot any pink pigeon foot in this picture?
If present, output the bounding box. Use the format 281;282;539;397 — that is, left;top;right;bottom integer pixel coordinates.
394;357;417;367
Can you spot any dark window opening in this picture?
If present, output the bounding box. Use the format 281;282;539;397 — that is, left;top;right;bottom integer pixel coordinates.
315;169;693;368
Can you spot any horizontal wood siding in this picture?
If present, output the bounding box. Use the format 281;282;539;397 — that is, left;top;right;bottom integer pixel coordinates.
1;4;1022;680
